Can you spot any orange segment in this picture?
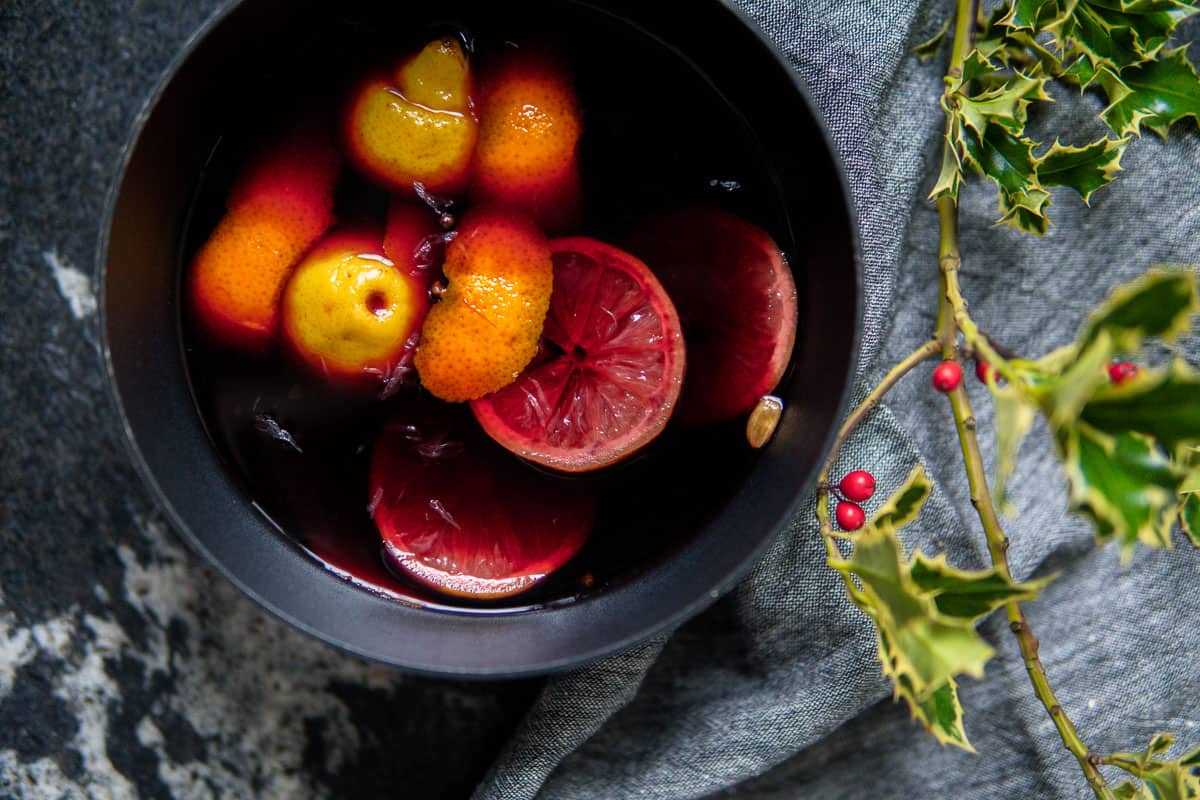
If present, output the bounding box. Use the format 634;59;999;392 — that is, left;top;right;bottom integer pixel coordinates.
189;125;339;352
414;207;553;402
343;38;478;196
281;228;428;383
471;49;583;233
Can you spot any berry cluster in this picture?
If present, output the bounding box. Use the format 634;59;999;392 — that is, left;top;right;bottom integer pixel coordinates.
833;470;875;531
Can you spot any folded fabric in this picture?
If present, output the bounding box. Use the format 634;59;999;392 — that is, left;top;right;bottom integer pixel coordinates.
472;1;1200;798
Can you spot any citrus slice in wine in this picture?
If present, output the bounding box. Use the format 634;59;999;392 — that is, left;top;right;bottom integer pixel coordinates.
369;407;594;600
470;237;686;473
626;208;797;425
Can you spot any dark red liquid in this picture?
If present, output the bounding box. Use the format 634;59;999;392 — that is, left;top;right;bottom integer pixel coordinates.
180;5;795;611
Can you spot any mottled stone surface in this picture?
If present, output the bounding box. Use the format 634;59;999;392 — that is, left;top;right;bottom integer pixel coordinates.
0;2;539;797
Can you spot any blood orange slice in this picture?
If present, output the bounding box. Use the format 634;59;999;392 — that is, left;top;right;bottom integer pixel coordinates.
626;208;798;425
369;406;594;600
470;238;685;473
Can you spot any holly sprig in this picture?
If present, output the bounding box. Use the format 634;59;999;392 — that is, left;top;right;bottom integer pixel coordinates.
928;0;1200;235
814;1;1200;797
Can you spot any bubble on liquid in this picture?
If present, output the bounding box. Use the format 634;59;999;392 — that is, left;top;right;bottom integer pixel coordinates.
416;439;464;461
366;487;384;516
253;413;303;453
708;178;743;193
427;498;461;530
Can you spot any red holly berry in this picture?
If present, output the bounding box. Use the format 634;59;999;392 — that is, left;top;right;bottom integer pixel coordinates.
932;361;963;393
975;358;997;384
839;470;876;503
1108;361;1138;384
836;501;866;532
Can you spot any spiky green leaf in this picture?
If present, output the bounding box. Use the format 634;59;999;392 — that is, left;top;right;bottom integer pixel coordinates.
909;553;1054;621
830;526;995;702
1036;137;1128;203
1078;268;1199;352
870;465;933;531
991;382;1038;514
1043;333;1114;428
1080;360;1200;452
965;124;1053;235
1000;0;1061;31
1060;425;1184;555
1108;733;1200;800
899;675;973;751
1182;493;1200;547
1098;48;1200;136
914;19;951;62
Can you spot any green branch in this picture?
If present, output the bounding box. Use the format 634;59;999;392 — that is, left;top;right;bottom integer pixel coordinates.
935;2;1114;796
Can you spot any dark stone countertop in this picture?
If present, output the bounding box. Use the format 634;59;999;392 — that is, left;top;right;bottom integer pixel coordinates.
1;3;538;797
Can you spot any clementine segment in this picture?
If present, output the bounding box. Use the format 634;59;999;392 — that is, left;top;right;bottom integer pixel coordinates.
414;207;553;402
189;124;339;352
281;228;428;384
470;48;583;233
343;38;478;196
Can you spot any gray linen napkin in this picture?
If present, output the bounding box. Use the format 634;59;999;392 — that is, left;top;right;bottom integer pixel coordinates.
473;2;1200;798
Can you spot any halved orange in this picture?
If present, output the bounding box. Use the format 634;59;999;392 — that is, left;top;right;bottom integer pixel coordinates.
471;237;685;473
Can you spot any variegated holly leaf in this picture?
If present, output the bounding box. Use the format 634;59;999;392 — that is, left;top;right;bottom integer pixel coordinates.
1078;268;1199;352
1042;332;1114;428
894;671;973;751
913;19;950;62
1059;425;1184;554
990;382;1037;514
1109;733;1200;800
1182;493;1200;547
1031;0;1198;76
1097;48;1200;137
963;123;1053;235
1000;0;1062;32
1080;360;1200;453
870;465;932;531
829;525;995;703
909;553;1054;621
1036;137;1128;203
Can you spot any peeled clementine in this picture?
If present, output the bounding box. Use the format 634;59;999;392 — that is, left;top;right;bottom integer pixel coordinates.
343;38;478;197
189;122;340;352
414;207;553;402
470;48;582;233
281;227;428;385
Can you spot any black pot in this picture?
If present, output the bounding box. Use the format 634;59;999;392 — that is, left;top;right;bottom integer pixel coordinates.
98;0;861;677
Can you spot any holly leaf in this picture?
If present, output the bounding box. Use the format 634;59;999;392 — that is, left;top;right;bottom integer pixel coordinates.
1059;425;1184;554
870;465;932;531
1000;0;1061;31
1182;493;1200;547
1109;733;1200;800
964;124;1053;235
1042;332;1114;428
991;382;1037;514
1098;48;1200;137
1052;1;1197;73
914;19;950;62
909;553;1054;621
1078;268;1199;353
1080;360;1200;453
1036;137;1127;203
960;71;1052;138
893;672;973;751
830;525;995;701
